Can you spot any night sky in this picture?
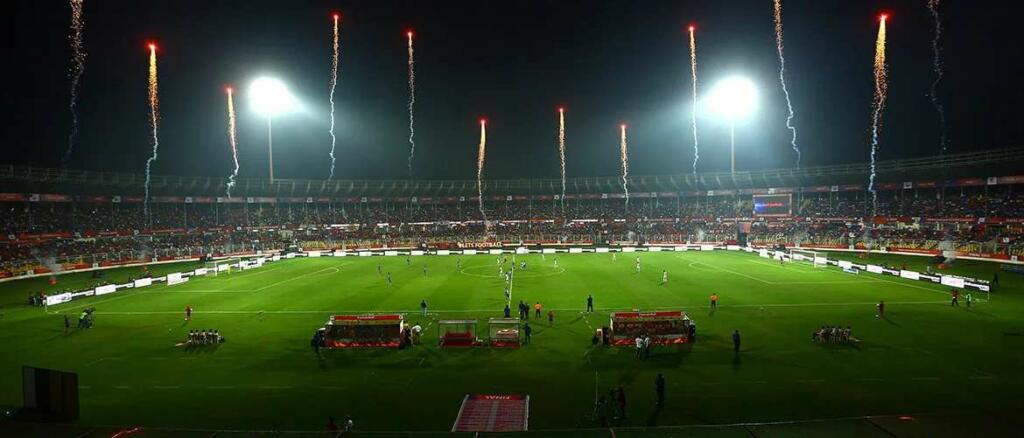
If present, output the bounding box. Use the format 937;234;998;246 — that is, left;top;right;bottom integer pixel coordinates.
4;0;1023;181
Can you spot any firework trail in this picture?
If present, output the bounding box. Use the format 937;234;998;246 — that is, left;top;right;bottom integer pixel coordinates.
773;0;800;168
688;25;699;175
558;107;566;212
225;87;239;198
927;0;947;155
868;14;888;214
143;43;160;223
620;124;630;209
328;13;340;179
62;0;86;167
407;31;416;177
476;119;488;225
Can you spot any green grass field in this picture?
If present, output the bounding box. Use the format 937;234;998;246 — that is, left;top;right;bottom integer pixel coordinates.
2;250;1024;435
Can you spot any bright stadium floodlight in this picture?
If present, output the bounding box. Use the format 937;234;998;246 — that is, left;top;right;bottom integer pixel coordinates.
249;77;296;183
706;76;757;173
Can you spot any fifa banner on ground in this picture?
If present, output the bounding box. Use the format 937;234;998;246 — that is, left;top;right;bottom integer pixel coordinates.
451;394;529;432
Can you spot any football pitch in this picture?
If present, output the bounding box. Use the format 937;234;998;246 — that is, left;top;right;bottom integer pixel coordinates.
1;250;1023;435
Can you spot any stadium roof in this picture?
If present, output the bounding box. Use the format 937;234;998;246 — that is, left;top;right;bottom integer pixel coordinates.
1;147;1022;198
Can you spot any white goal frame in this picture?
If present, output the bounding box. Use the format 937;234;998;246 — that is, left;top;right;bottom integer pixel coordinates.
789;249;829;268
204;257;241;276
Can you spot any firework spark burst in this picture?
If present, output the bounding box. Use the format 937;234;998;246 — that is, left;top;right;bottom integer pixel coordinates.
407;31;416;177
328;13;340;179
620;124;630;209
773;0;800;167
143;43;160;223
62;0;86;166
558;107;566;212
927;0;947;155
688;25;699;175
868;14;888;214
476;119;488;225
225;87;239;198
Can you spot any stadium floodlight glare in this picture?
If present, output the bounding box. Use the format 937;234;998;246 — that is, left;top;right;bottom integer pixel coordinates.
249;77;296;183
707;76;757;122
706;75;757;173
250;77;296;116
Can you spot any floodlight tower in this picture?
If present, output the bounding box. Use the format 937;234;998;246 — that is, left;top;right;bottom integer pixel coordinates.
707;76;757;173
250;77;296;183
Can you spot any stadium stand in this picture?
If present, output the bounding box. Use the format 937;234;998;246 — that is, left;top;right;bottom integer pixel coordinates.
2;149;1023;279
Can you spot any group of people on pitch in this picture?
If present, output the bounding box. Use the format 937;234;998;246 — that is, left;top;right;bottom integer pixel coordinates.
187;329;224;345
812;325;855;344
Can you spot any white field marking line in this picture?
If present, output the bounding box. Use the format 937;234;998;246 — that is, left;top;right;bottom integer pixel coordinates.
83;357;121;367
680;258;772;284
152;385;180;389
152;265;345;294
253;266;342;292
93;300;951;316
748;259;817;274
686;261;720;272
684;257;884;286
458;265;565;280
49;263;348;311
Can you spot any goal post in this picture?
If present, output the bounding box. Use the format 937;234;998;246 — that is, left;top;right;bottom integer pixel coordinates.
204;257;241;276
789;248;829;268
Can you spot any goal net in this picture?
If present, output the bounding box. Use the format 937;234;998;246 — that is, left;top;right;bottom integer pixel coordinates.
789;249;829;268
204;257;241;276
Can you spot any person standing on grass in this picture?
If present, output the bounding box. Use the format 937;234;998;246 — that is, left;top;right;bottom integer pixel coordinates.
635;335;643;358
635;257;641;273
655;373;666;406
609;389;621;420
185;305;192;321
661;269;668;285
643;334;652;358
992;272;999;288
504;304;511;318
951;288;960;307
548;310;555;326
595;395;609;426
377;263;382;275
876;300;885;318
423;265;428;277
587;294;594;313
616;387;626;419
732;329;741;353
523;322;532;344
343;415;353;432
406;257;411;267
386;272;393;287
710;293;718;309
420;299;428;316
63;314;70;334
534;302;542;319
966;293;973;308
